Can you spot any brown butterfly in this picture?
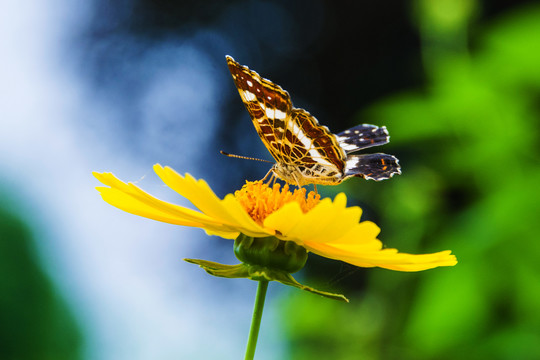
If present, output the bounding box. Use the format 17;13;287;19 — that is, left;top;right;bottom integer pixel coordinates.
226;55;400;186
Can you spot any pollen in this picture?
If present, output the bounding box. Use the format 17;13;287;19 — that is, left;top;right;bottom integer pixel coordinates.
234;181;321;225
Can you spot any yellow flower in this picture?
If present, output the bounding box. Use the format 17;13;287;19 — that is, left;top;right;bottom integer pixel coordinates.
93;164;456;272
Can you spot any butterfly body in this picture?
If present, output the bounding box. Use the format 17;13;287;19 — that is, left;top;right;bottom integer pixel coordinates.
226;55;401;186
272;158;341;187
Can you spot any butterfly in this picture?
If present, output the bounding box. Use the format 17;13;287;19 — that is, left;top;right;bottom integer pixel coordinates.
226;55;401;186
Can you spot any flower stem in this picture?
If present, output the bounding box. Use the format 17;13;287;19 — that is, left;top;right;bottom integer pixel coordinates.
244;280;269;360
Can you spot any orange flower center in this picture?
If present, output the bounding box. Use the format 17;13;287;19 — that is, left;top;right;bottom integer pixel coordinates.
234;181;320;225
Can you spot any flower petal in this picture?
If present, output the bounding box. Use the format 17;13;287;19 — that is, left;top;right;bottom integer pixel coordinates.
94;168;272;239
262;201;307;241
94;172;243;236
154;165;268;237
204;229;240;239
263;193;363;244
154;166;235;222
325;221;382;248
96;185;203;227
95;172;214;223
221;195;271;236
304;240;457;271
154;164;272;236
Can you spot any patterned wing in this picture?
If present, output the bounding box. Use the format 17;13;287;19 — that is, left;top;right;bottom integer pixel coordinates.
227;56;345;174
344;153;401;181
226;56;292;162
282;109;346;179
336;124;390;154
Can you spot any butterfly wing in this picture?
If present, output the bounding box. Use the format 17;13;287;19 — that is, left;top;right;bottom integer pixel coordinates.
336;124;390;153
226;56;292;163
338;125;401;181
283;109;346;180
227;56;346;179
344;153;401;181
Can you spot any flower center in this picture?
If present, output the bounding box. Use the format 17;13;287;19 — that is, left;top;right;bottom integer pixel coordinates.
234;181;320;225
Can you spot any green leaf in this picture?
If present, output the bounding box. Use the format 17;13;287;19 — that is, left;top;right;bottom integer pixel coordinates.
184;258;349;302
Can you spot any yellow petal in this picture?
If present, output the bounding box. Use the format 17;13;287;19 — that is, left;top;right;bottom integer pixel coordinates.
203;228;240;239
221;194;272;236
344;250;458;272
154;166;235;221
96;186;204;227
263;193;363;244
297;193;364;243
94;172;243;235
262;201;306;239
325;221;382;247
305;240;457;271
154;165;267;236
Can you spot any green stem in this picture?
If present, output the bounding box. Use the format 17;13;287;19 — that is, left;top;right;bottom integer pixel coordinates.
244;280;269;360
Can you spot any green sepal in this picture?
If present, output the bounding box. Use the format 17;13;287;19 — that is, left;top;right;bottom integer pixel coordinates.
234;234;308;274
183;258;248;278
268;269;349;303
184;258;349;302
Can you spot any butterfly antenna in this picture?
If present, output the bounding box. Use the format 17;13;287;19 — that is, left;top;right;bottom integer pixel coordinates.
220;151;273;164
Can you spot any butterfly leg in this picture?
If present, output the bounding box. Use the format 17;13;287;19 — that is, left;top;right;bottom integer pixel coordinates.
260;168;274;183
314;184;318;194
291;173;302;189
264;171;278;187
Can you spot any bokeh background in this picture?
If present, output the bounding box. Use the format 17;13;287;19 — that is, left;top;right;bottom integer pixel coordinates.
1;0;539;359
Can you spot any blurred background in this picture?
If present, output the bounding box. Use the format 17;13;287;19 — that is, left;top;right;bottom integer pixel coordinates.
1;0;539;359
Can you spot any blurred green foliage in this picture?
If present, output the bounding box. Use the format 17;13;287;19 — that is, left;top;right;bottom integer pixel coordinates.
0;204;83;360
282;4;540;360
